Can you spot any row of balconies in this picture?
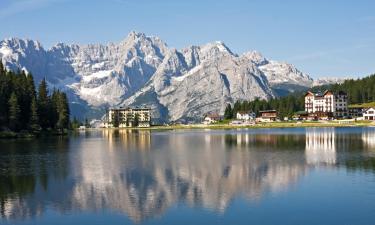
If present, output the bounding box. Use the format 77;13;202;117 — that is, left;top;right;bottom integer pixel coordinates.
111;115;150;121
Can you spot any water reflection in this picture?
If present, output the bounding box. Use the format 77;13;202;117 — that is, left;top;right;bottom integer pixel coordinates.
1;128;375;223
102;129;151;151
305;128;337;165
362;130;375;149
0;137;70;220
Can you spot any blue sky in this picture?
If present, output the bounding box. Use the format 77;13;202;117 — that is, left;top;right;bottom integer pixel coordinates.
0;0;374;78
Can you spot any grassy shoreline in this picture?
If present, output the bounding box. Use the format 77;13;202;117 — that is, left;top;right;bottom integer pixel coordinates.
0;129;68;139
2;121;374;138
0;131;35;139
98;120;375;131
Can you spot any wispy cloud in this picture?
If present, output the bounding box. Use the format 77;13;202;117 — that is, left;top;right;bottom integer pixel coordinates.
0;0;67;19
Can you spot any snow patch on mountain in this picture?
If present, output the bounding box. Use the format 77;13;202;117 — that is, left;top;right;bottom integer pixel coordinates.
82;70;113;82
122;42;274;122
259;61;313;87
313;77;347;86
0;32;341;121
0;45;12;57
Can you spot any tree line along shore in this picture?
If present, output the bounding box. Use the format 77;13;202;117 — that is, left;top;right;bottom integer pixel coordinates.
1;58;375;137
222;74;375;120
0;62;70;138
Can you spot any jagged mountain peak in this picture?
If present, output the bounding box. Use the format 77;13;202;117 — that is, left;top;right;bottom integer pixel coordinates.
199;41;233;56
127;30;147;39
121;31;166;47
242;50;268;65
50;42;80;53
0;38;45;61
0;31;328;121
1;37;43;50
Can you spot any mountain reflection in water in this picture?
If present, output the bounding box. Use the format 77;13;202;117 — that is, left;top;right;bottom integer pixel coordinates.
1;127;375;223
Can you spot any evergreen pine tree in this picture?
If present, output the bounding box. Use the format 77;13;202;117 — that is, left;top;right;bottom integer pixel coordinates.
0;62;7;126
112;113;119;128
8;92;21;131
224;104;233;119
134;113;139;127
18;70;33;128
38;78;50;129
84;118;90;128
70;117;80;129
26;73;36;99
50;89;60;128
0;61;4;74
60;92;70;129
29;97;41;133
50;91;70;131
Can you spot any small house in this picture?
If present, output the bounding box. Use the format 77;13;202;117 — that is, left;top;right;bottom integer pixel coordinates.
293;111;308;121
203;113;222;124
349;106;366;118
364;107;375;121
258;110;278;122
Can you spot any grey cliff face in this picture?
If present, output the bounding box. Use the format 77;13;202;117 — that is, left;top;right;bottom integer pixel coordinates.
0;32;330;122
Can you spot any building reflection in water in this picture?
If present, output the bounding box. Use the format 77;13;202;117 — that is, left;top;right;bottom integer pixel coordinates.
305;128;337;165
101;129;151;151
362;129;375;149
0;129;312;223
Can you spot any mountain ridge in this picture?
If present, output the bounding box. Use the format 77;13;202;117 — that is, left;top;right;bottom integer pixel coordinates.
0;32;344;122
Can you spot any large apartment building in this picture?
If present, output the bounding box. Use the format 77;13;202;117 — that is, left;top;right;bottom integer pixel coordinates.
305;90;348;118
104;107;151;128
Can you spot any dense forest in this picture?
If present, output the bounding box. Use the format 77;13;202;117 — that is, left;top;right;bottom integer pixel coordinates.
224;94;305;119
0;62;70;134
311;74;375;104
224;74;375;119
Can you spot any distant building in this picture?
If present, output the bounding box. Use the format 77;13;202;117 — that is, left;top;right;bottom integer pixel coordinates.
236;111;256;121
104;107;151;128
203;113;222;124
258;110;278;122
293;111;309;120
348;107;366;118
305;90;348;118
229;120;243;125
363;107;375;121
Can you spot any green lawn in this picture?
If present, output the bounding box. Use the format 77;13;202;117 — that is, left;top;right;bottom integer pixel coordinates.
349;102;375;108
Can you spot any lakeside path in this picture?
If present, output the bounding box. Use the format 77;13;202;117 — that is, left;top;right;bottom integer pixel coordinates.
98;121;375;131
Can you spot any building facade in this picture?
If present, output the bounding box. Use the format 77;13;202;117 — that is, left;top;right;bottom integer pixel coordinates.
236;111;256;121
258;110;278;122
304;90;348;118
104;107;151;128
348;107;366;118
203;113;222;124
363;107;375;121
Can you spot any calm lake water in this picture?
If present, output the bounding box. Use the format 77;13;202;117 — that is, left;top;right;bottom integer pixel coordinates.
1;127;375;225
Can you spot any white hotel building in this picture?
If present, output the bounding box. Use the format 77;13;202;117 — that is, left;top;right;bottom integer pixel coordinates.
104;107;151;128
305;90;348;118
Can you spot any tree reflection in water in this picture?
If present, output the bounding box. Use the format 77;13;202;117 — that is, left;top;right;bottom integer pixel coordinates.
0;128;375;223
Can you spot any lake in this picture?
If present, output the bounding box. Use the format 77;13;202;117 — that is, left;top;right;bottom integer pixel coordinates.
1;127;375;225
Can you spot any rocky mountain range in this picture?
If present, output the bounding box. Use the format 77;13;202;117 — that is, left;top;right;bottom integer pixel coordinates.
0;32;344;122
